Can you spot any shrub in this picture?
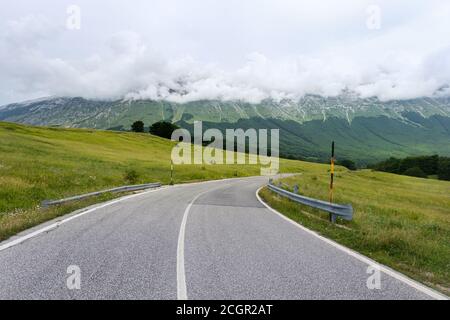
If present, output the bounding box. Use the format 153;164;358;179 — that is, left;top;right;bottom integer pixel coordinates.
124;169;139;184
402;166;427;178
338;159;357;170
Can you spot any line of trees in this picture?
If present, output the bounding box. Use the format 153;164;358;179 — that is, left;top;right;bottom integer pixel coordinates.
369;155;450;181
131;120;179;139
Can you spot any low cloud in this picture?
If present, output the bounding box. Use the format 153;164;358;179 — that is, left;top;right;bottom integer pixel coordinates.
1;3;450;105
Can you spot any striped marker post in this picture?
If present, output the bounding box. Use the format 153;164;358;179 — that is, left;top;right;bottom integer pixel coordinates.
170;160;174;185
329;141;336;222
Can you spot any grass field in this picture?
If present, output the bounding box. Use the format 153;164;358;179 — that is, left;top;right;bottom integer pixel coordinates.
0;121;309;241
259;167;450;294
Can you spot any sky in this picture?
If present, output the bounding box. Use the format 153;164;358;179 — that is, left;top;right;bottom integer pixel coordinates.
1;0;450;105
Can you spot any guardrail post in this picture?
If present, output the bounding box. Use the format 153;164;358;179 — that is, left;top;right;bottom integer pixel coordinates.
293;185;299;194
330;213;337;223
41;200;50;208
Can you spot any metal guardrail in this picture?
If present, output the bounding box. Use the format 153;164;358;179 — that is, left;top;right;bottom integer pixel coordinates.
267;181;353;222
41;182;162;207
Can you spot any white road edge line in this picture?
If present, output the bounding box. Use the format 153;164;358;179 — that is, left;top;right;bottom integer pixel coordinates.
255;187;448;300
0;187;168;252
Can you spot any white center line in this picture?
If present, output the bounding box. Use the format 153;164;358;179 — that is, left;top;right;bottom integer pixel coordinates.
176;184;231;300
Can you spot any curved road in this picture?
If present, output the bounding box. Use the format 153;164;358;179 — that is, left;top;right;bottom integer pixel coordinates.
0;176;444;300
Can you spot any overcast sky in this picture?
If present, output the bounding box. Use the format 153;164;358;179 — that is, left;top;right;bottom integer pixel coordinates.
1;0;450;105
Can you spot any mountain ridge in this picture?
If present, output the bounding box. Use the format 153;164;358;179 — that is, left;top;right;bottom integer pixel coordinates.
2;95;450;125
1;95;450;164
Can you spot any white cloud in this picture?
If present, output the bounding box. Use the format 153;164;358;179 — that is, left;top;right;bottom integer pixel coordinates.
1;1;450;104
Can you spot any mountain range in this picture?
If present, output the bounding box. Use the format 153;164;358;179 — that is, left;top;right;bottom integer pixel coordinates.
1;95;450;165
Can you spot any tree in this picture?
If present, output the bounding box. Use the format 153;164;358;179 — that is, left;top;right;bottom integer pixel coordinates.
338;159;357;171
149;121;180;139
371;155;450;181
437;157;450;181
402;166;427;178
399;155;438;175
131;121;145;133
372;157;401;173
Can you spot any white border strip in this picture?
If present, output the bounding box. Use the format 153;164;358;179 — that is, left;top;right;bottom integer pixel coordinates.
256;187;448;300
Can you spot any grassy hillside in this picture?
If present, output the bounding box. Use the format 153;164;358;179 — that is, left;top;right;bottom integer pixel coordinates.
0;121;311;240
259;168;450;293
2;97;450;165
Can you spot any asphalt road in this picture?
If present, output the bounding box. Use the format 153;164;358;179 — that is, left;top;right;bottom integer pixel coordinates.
0;176;444;300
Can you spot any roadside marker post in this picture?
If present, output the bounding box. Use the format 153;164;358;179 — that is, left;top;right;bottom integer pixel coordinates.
170;160;174;185
329;141;336;223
